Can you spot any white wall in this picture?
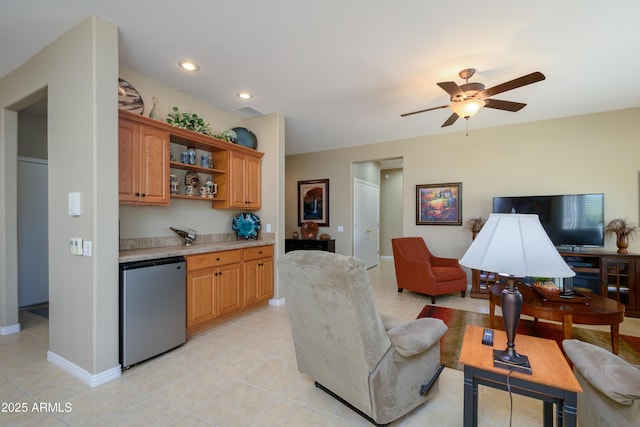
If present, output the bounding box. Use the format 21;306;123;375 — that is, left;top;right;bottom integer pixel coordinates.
286;108;640;261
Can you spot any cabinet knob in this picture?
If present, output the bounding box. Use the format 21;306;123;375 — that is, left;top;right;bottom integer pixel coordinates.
135;192;140;196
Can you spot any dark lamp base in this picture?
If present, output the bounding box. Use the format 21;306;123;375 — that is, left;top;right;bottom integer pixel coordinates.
493;349;532;375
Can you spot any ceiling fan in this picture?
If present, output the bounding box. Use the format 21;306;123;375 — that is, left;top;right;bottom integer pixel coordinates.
401;68;546;127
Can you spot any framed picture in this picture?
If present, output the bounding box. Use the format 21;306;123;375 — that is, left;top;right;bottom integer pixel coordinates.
298;179;330;226
416;182;462;225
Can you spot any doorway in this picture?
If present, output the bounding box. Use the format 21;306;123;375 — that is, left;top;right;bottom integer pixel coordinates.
17;98;49;315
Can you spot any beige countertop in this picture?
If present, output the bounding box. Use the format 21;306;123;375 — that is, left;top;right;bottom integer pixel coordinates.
119;240;274;263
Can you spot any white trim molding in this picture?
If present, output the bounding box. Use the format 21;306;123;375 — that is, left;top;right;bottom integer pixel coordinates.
0;323;21;335
269;297;285;306
47;351;121;387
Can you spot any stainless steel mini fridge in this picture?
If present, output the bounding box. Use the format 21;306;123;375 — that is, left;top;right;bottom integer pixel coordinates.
119;256;186;368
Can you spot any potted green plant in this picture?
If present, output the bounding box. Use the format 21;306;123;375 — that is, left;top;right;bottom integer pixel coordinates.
166;106;214;136
605;218;639;254
465;217;486;240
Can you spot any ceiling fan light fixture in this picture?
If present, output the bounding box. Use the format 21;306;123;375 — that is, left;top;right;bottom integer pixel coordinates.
451;98;485;119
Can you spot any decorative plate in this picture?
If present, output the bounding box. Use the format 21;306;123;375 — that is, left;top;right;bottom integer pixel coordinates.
232;213;261;240
232;127;258;149
301;221;319;239
118;78;144;114
184;171;200;187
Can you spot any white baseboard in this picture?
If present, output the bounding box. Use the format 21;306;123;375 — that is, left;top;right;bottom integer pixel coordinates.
47;351;121;387
0;323;21;335
269;297;285;306
380;255;393;261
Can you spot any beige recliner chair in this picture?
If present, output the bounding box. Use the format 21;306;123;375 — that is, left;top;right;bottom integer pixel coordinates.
563;339;640;427
279;250;447;426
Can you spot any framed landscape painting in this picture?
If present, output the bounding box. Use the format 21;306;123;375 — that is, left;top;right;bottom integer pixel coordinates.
298;179;330;226
416;182;462;225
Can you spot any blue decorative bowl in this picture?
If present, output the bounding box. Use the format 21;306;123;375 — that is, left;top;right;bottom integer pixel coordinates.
232;213;261;240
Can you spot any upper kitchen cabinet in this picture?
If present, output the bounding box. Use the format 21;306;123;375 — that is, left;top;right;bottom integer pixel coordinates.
214;150;262;210
119;115;170;205
118;110;264;210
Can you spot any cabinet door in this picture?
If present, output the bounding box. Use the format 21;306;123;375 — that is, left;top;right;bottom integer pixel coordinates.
216;263;242;315
603;258;636;310
244;258;260;306
258;257;274;300
228;151;261;209
139;126;170;205
245;154;261;209
118;120;140;203
229;151;247;208
186;269;216;327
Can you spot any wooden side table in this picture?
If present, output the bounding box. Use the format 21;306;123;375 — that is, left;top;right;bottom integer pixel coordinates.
459;325;582;427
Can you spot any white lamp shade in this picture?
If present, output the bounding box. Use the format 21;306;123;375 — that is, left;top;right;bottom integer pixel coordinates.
459;213;575;278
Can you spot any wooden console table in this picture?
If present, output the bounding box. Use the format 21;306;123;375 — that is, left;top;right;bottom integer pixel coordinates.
460;325;582;427
489;284;625;354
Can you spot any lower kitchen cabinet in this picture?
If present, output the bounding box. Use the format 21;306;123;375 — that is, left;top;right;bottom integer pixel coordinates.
244;245;274;305
185;244;274;336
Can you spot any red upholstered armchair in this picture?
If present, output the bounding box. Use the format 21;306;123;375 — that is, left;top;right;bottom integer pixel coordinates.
391;237;467;304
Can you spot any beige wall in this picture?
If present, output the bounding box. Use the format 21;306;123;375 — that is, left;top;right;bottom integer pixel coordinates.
0;17;119;378
286;108;640;263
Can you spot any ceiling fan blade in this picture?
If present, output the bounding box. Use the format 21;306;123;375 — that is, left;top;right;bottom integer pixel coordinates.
478;71;545;98
437;81;465;99
400;104;448;117
441;113;459;127
484;99;527;112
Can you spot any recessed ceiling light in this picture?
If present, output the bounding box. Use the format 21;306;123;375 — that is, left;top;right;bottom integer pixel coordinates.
178;61;200;72
237;92;253;100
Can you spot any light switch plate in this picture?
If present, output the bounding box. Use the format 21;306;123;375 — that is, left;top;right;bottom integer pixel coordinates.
68;192;81;216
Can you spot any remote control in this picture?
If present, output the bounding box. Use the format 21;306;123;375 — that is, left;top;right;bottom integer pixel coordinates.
482;328;494;346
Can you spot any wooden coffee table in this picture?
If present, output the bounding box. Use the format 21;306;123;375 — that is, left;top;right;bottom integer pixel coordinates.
460;325;582;427
489;284;625;354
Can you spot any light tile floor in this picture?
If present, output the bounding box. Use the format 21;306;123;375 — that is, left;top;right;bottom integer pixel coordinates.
2;258;639;426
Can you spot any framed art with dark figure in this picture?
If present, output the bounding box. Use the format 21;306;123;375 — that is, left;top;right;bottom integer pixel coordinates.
298;179;330;226
416;182;462;225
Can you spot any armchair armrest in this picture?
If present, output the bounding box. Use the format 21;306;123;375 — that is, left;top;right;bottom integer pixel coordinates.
430;255;461;268
387;318;447;357
379;313;405;331
563;339;640;405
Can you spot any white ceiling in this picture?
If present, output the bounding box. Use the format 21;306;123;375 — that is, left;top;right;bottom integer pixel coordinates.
2;1;640;155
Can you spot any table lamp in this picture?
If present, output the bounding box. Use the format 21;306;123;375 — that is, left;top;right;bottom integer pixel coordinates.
459;213;575;372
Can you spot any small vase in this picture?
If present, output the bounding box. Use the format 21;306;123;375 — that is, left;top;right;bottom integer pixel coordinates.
616;233;629;254
149;96;162;120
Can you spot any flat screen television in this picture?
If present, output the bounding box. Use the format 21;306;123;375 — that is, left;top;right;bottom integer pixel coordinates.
492;193;605;248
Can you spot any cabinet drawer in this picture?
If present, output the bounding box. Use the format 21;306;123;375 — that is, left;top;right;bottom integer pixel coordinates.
244;245;274;261
186;249;242;271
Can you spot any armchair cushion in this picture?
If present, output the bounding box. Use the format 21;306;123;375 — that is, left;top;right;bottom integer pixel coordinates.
563;339;640;405
387;317;447;357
